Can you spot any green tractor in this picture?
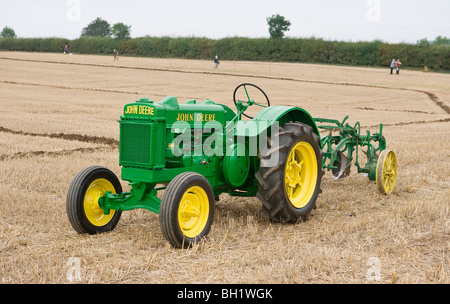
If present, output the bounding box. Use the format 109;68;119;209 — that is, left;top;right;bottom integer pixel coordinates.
67;83;397;248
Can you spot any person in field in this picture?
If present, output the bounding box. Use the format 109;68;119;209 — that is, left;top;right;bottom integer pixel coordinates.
390;59;396;74
214;55;220;69
396;59;402;74
64;44;69;55
113;49;119;61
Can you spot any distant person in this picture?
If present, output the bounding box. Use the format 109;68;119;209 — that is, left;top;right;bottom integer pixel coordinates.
64;44;69;55
390;59;396;74
113;49;119;61
214;55;220;69
396;59;402;74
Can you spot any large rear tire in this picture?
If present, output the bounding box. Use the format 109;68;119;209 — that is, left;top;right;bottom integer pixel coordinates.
256;123;324;223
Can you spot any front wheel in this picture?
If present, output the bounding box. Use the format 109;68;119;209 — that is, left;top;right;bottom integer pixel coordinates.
256;123;324;223
66;166;122;234
159;172;215;248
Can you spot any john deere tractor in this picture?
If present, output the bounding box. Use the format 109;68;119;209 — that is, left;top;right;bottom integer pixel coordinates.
67;83;397;248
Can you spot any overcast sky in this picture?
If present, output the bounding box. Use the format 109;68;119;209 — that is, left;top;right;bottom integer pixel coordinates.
1;0;449;43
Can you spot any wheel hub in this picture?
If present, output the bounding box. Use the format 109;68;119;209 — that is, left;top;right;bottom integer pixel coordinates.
177;186;209;238
284;142;318;209
84;179;116;227
286;160;303;189
179;197;201;230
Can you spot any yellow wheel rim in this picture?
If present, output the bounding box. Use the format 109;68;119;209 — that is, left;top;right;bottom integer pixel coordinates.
376;150;397;195
178;186;210;238
284;142;318;209
84;178;116;227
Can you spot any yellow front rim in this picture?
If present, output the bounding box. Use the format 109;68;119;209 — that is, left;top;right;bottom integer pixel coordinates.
84;178;116;227
178;186;210;238
284;142;318;209
377;150;397;194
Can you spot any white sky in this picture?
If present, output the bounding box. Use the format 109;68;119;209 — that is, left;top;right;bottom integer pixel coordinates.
1;0;449;43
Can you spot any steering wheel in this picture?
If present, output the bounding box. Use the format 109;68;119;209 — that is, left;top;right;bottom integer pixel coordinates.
233;83;270;119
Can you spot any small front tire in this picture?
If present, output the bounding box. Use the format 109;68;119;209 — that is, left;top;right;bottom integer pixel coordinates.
159;172;215;248
66;166;122;234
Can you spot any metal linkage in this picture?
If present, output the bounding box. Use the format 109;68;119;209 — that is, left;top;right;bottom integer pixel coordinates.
313;116;386;180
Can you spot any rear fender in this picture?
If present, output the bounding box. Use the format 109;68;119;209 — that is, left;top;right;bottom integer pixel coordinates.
235;106;322;148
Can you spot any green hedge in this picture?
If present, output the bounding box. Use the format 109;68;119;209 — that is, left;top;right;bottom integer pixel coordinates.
0;36;448;71
0;37;69;53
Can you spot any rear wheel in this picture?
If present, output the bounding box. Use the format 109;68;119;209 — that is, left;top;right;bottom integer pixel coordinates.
256;123;324;223
160;172;215;248
66;166;122;234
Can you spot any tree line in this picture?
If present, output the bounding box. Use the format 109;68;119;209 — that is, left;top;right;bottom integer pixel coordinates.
1;16;449;71
1;35;448;71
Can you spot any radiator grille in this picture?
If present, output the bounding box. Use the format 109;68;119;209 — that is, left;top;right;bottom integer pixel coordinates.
120;122;152;167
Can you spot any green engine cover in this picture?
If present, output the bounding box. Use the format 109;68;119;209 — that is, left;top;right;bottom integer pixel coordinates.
223;144;250;187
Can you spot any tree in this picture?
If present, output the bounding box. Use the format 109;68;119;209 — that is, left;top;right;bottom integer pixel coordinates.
1;26;17;39
81;18;111;37
112;23;131;40
266;14;291;39
417;38;430;46
433;36;450;45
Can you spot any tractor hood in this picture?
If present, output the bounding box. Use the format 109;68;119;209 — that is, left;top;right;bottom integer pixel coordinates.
122;96;235;127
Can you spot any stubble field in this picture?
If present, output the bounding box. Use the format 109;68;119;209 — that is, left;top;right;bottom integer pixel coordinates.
0;51;448;284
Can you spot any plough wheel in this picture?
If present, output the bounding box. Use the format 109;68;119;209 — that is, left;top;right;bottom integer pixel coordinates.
376;150;397;195
256;123;324;223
